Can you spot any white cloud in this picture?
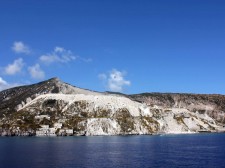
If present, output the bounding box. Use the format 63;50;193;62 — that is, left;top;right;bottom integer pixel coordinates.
40;46;76;64
4;58;24;75
54;46;64;53
0;77;21;91
98;69;131;92
12;41;30;54
28;64;45;80
0;77;7;86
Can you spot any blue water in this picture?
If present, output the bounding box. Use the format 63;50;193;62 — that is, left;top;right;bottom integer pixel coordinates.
0;134;225;168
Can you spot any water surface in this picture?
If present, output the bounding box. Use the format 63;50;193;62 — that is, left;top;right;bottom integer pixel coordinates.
0;134;225;168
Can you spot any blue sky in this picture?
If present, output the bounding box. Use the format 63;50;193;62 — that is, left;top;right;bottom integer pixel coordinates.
0;0;225;94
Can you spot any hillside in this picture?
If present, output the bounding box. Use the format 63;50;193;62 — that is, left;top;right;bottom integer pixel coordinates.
129;93;225;124
0;78;224;136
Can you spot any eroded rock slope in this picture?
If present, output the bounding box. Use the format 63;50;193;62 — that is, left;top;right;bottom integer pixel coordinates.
0;78;224;136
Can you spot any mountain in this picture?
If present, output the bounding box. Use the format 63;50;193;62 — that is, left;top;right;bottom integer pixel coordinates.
0;78;100;117
0;78;225;136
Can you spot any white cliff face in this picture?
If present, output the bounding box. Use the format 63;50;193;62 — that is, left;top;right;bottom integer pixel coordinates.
18;93;225;136
86;118;120;136
22;93;149;117
155;107;222;134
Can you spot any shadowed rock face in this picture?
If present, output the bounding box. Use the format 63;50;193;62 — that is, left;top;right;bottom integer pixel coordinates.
0;78;60;117
0;78;225;136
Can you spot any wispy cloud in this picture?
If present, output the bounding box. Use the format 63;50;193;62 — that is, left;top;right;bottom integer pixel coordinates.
98;73;107;80
98;69;131;92
28;64;45;80
0;77;8;91
0;77;21;91
4;58;24;75
12;41;31;54
39;47;76;64
79;57;93;63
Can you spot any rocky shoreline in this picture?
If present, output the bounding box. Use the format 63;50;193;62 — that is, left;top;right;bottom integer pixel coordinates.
1;128;225;137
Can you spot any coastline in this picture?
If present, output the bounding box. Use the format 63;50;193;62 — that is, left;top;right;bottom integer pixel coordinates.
1;130;225;137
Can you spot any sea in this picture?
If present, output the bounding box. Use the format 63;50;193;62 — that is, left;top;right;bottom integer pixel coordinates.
0;133;225;168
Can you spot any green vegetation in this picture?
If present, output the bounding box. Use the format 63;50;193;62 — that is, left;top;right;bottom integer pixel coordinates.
63;117;86;131
152;109;162;119
93;107;111;118
114;108;134;133
141;116;159;133
174;115;185;125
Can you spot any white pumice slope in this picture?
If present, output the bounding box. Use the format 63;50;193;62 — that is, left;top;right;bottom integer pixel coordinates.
19;93;224;136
